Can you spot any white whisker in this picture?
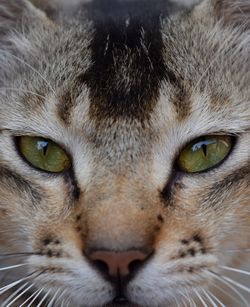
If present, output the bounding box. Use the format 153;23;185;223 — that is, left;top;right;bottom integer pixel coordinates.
53;289;66;307
220;265;250;276
221;275;250;294
36;290;51;307
207;271;249;306
26;288;44;307
194;289;208;307
181;289;195;307
187;290;197;307
0;276;31;295
189;295;197;307
5;283;33;307
46;288;60;307
222;249;250;253
173;296;181;307
206;289;226;307
182;298;188;307
1;283;28;306
0;263;28;271
201;289;218;307
211;281;241;305
183;289;191;306
19;288;43;307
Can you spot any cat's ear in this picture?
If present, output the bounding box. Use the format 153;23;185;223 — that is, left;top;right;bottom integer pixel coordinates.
0;0;46;50
212;0;250;28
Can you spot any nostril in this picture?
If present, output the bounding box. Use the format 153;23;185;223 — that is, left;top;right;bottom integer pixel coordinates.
128;259;144;275
92;260;109;276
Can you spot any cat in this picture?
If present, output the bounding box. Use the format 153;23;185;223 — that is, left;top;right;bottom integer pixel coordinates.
0;0;249;306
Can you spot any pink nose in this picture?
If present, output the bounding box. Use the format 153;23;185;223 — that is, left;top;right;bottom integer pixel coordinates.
88;250;150;278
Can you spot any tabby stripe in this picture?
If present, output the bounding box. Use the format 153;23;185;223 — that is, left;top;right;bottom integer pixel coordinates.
81;0;178;122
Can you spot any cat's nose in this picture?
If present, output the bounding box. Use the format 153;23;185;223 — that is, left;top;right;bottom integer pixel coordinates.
88;249;151;280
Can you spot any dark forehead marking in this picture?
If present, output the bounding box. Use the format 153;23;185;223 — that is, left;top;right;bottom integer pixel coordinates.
80;0;179;121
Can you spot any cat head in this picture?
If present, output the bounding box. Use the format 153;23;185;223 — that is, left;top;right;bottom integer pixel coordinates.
0;0;249;306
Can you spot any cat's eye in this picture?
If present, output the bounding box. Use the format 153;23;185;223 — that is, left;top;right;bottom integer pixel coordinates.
18;136;71;173
177;135;233;173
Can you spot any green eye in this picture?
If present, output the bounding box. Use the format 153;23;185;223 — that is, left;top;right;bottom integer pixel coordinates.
177;135;233;173
18;136;71;173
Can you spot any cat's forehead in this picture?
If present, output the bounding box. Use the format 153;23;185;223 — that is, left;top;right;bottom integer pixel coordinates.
57;0;188;124
2;0;249;149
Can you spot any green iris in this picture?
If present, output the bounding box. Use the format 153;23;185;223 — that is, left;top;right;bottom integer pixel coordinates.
19;136;71;173
178;136;233;173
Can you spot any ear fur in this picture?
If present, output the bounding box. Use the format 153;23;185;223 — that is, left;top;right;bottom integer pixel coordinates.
212;0;250;28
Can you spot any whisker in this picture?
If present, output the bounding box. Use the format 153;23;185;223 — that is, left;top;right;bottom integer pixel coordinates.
221;275;250;294
53;289;66;307
181;289;195;307
26;288;44;307
201;289;218;307
36;290;51;307
5;283;34;307
46;288;61;307
19;288;43;307
0;270;40;296
0;49;56;95
189;295;197;307
173;296;181;307
193;289;208;307
0;263;29;271
220;249;250;253
220;265;250;276
211;281;242;305
0;276;31;295
181;298;188;307
205;289;226;307
0;282;28;306
185;289;197;307
207;270;249;306
0;252;40;259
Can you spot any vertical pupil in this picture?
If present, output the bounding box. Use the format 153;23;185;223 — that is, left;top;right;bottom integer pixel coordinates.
201;144;207;156
37;140;49;156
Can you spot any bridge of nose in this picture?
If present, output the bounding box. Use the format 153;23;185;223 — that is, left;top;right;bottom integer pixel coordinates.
79;174;164;253
84;201;160;252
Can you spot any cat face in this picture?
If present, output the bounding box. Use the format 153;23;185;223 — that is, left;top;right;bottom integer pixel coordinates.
0;0;249;306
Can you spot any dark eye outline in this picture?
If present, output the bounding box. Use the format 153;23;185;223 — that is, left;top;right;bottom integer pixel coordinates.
175;135;237;174
15;136;72;175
